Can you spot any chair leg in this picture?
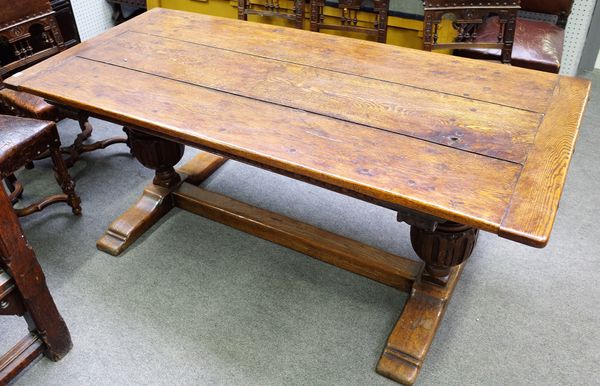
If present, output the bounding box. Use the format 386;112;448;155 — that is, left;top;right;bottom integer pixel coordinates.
32;115;129;167
4;174;24;204
48;128;81;215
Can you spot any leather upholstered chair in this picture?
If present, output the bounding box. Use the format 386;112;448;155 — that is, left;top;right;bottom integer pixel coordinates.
0;186;72;383
422;1;521;64
0;114;81;217
455;0;573;73
0;87;128;205
0;87;128;167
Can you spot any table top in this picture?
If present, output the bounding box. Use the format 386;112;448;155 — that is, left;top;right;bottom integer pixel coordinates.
4;8;590;247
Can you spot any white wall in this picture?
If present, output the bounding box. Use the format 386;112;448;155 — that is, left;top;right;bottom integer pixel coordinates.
561;0;596;75
70;0;114;41
596;52;600;69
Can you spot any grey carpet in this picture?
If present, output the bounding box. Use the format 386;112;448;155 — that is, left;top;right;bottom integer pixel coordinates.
2;70;599;386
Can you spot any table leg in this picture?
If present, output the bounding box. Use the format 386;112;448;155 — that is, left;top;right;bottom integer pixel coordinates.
377;222;478;385
96;129;478;384
97;129;226;256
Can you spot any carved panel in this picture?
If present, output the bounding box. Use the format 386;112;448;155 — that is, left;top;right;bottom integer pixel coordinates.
238;0;305;29
310;0;390;43
422;1;520;63
0;0;53;29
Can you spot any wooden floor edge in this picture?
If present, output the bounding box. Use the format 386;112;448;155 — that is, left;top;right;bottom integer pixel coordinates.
173;182;421;292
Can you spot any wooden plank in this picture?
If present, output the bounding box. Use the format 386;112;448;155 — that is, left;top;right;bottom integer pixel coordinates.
79;31;541;164
0;334;45;384
14;57;522;232
129;8;558;113
4;9;589;247
499;77;591;247
174;183;422;291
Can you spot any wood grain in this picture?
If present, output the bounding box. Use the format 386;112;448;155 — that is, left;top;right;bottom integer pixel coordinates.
499;77;591;247
3;8;591;247
174;183;422;292
132;8;558;113
12;57;522;232
80;31;541;163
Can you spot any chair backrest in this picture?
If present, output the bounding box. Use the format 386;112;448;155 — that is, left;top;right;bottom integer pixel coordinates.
0;5;65;79
310;0;391;43
422;2;520;64
520;0;573;16
0;0;53;28
238;0;305;29
520;0;574;26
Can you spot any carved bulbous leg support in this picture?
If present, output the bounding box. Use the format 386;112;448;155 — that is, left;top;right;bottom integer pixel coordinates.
125;128;185;188
377;220;479;384
410;222;479;286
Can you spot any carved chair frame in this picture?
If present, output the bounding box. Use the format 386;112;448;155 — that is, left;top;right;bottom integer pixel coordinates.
238;0;306;29
423;1;521;64
310;0;390;43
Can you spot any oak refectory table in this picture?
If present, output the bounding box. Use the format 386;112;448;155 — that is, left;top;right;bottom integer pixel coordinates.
4;8;590;385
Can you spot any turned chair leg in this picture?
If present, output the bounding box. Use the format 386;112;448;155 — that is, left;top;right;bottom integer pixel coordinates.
48;127;81;215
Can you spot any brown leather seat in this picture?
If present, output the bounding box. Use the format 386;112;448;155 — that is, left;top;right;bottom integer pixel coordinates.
0;115;55;167
0;88;57;120
455;0;573;73
421;1;520;63
0;87;130;167
456;16;565;73
0;114;81;216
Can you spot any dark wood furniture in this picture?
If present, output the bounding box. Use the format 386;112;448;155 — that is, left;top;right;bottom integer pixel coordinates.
3;173;23;204
4;9;590;385
422;0;520;64
107;0;147;24
51;0;81;48
0;0;65;79
238;0;305;29
0;184;72;384
0;114;81;217
456;0;573;73
0;88;129;168
0;0;125;206
310;0;390;43
0;87;125;210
